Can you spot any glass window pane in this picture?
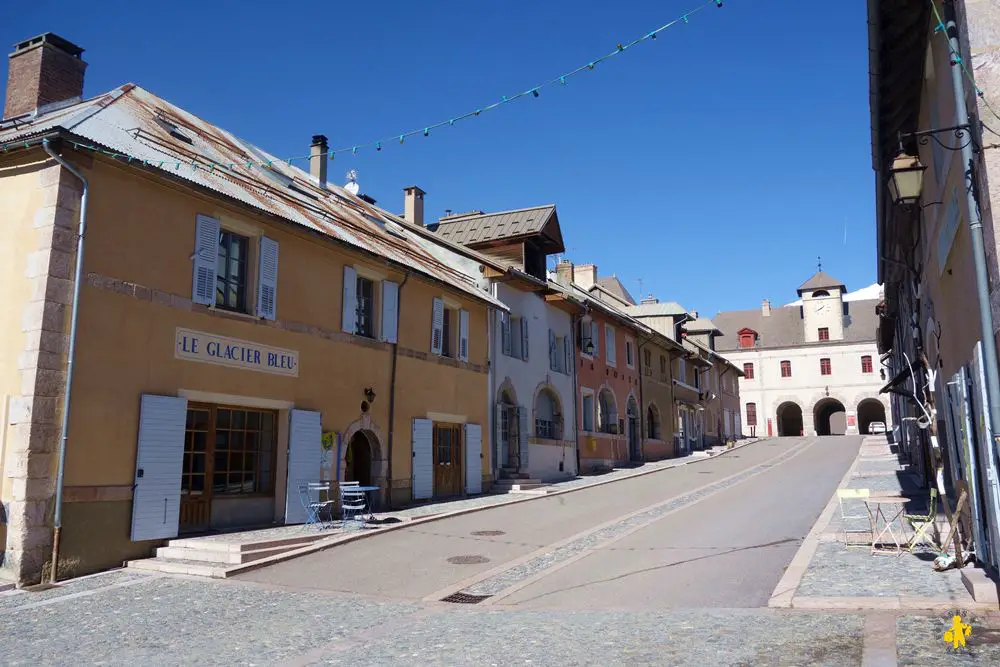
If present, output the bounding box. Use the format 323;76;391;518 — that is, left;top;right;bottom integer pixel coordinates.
192;453;205;474
213;473;226;492
261;412;273;431
230;431;245;452
191;475;205;493
214;452;227;473
217;409;231;428
232;410;245;429
181;474;191;493
247;411;260;430
245;431;259;454
228;472;243;491
193;431;207;452
216;431;230;450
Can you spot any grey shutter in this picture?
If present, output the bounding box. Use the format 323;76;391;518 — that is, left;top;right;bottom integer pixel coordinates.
131;394;187;542
606;326;616;365
342;266;358;334
256;236;279;320
431;298;445;355
381;280;399;343
549;329;557;371
412;418;434;499
464;423;483;495
518;407;530;469
495;402;507;467
192;214;219;306
285;409;322;524
459;309;470;361
591;320;600;358
501;313;512;356
520;317;529;361
564;336;573;375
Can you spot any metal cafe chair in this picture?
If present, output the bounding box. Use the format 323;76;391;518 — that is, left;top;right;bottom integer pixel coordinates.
340;481;368;530
904;488;939;552
836;488;872;546
298;482;336;530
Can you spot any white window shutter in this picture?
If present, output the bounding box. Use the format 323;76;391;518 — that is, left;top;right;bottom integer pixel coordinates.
520;317;529;361
256;236;279;320
591;321;600;358
284;409;322;524
564;336;573;375
431;298;445;355
192;214;219;306
518;407;530;469
131;394;188;542
342;266;358;334
549;329;556;371
464;423;482;495
412;418;434;499
381;280;399;343
459;309;470;361
501;313;512;356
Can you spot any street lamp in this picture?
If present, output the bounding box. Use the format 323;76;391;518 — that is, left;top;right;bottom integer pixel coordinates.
585;340;594;355
887;152;926;206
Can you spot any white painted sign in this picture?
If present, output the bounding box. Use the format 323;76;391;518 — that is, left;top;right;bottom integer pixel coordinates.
175;327;299;377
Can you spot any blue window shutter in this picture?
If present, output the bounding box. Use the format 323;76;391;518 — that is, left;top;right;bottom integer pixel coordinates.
381;280;399;343
464;423;482;495
412;418;434;499
284;409;322;524
342;266;358;334
459;309;470;361
131;394;187;542
256;236;279;320
431;298;444;355
192;215;219;306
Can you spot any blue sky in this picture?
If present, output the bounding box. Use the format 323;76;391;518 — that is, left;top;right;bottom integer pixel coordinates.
2;0;876;314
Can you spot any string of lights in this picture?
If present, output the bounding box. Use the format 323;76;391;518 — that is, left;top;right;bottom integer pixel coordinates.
5;0;726;173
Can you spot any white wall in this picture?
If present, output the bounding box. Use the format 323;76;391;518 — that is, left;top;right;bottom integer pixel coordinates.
724;341;890;437
493;282;577;480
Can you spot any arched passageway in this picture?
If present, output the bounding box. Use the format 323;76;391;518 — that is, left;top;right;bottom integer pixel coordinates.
777;402;803;437
814;398;847;436
344;431;374;487
857;399;887;434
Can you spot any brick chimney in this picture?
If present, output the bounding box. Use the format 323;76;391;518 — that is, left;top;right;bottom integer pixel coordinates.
4;33;86;120
555;258;574;285
762;299;771;317
309;135;328;189
403;186;425;226
574;264;597;290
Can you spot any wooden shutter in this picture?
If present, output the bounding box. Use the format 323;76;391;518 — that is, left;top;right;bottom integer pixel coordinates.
548;329;557;371
381;280;399;343
564;335;573;375
517;407;530;468
520;317;529;361
501;313;512;356
284;409;322;524
130;394;187;542
606;326;616;365
458;309;470;361
412;418;434;499
342;266;358;334
591;321;600;358
256;236;279;320
431;298;445;355
191;214;219;306
464;423;483;495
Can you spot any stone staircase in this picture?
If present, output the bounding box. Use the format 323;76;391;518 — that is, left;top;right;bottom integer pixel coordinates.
128;531;330;577
491;467;549;495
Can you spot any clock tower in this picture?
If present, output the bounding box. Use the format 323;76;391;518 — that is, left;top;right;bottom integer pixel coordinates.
798;270;846;342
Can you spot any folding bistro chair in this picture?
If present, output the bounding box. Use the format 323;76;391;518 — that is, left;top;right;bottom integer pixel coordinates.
298;482;336;530
904;488;939;552
340;481;367;530
836;488;871;546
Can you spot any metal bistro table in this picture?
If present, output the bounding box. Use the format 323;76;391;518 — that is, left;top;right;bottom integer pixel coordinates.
864;495;910;556
352;485;380;522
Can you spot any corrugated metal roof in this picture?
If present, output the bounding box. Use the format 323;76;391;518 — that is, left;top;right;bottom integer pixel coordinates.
684;317;720;333
0;84;503;309
626;301;688;317
434;205;556;245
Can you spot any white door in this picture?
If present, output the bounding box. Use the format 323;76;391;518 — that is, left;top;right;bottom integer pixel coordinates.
465;423;483;495
131;394;187;542
284;409;322;524
412;418;433;499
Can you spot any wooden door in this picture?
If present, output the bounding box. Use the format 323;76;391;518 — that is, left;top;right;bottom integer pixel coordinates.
180;405;212;531
433;423;462;497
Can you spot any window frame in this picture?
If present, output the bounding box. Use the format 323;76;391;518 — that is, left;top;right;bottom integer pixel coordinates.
355;275;377;339
215;229;252;314
780;360;792;378
818;327;830;341
820;357;832;376
605;324;617;367
861;355;873;374
746;402;757;427
442;307;454;358
625;337;636;369
580;387;596;433
743;362;754;380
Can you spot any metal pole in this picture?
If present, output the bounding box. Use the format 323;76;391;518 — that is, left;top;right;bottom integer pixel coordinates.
41;138;88;584
943;2;1000;455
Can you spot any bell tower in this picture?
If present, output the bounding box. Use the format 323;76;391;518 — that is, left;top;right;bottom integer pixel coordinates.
798;264;846;342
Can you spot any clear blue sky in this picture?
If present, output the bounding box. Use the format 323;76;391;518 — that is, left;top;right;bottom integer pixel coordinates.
2;0;877;313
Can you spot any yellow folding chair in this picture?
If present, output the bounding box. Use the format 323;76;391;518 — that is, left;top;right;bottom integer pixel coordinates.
837;488;871;546
904;488;938;552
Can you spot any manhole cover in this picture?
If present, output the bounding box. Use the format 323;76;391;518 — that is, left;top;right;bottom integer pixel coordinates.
471;530;506;537
447;555;490;565
441;592;492;604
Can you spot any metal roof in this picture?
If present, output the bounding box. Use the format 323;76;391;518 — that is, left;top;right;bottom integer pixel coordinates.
595;276;635;305
0;84;503;309
797;271;846;294
684;317;720;333
626;300;689;317
433;205;562;248
712;299;880;352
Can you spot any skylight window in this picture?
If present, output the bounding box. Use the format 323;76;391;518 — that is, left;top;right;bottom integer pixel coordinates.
154;115;193;145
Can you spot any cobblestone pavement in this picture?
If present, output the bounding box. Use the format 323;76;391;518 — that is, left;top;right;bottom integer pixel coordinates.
896;612;1000;665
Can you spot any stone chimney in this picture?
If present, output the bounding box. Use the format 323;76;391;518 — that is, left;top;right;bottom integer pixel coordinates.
762;299;771;317
404;186;426;226
574;264;597;290
556;258;574;285
4;33;86;120
309;135;328;189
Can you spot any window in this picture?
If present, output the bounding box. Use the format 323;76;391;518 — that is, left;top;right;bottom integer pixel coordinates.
694;368;701;390
548;330;570;374
677;358;687;384
580;319;595;356
743;362;754;379
442;307;453;357
535;389;561;440
780;360;792;378
643;348;652;376
861;355;873;373
746;403;757;427
505;316;528;361
355;276;375;338
660;355;667;380
598;388;617;434
646;405;661;439
738;330;756;348
820;357;832;376
818;327;830;341
812;290;830;297
581;390;595;432
216;230;250;312
431;298;468;360
605;325;617;366
183;405;277;500
626;339;635;368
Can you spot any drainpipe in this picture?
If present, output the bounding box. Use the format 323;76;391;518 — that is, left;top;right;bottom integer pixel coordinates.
943;1;1000;465
42;138;88;584
384;271;410;509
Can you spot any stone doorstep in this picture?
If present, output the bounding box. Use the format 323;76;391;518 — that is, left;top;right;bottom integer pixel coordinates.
166;532;326;554
127;557;227;578
155;543;305;565
962;566;1000;606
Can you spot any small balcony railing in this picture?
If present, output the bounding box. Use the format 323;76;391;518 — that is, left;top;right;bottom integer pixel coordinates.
535;419;560;440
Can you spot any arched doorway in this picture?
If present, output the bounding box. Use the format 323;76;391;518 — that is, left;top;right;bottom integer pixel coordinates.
497;388;520;470
776;402;803;437
857;399;887;434
626;396;640;461
646;404;661;440
814;398;847;436
344;431;373;486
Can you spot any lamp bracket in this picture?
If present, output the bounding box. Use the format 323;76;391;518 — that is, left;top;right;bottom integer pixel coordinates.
898;123;977;153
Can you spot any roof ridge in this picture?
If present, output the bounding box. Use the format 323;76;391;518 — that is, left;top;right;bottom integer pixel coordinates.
437;203;556;222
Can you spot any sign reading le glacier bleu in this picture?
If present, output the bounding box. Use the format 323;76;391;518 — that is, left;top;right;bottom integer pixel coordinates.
175;328;299;377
